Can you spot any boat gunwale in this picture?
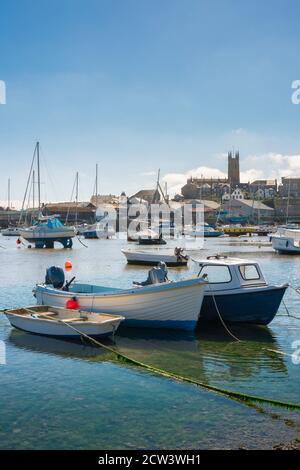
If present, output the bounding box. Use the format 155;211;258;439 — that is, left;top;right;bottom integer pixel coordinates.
35;278;207;299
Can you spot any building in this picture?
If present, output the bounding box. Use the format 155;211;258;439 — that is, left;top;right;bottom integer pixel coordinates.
90;194;117;206
181;150;241;200
228;151;240;186
129;189;161;204
222;188;245;201
279;177;300;198
222;199;274;222
43;202;96;223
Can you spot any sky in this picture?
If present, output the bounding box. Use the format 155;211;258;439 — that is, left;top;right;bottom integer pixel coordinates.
1;0;300;206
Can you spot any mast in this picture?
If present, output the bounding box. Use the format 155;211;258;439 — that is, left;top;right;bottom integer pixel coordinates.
95;163;98;207
7;178;10;224
75;171;79;225
32;170;35;211
8;178;10;210
37;141;41;213
286;178;291;224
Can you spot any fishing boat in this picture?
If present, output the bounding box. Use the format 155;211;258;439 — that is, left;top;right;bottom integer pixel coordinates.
4;305;124;338
34;269;207;331
195;256;287;324
185;223;224;238
19;216;76;248
122;247;189;266
1;227;20;236
271;226;300;254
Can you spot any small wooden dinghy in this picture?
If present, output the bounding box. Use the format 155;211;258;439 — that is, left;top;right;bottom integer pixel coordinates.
4;306;124;338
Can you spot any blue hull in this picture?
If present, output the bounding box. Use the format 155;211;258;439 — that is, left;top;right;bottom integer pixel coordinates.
200;286;287;325
204;231;223;237
83;231;98;239
123;319;197;331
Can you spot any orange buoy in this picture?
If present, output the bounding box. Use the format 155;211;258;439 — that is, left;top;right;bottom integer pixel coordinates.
64;260;72;270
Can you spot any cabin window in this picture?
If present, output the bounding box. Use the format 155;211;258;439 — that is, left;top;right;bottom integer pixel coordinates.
199;265;232;283
239;264;260;281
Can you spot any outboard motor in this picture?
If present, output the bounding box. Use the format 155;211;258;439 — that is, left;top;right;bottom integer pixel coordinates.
45;266;65;289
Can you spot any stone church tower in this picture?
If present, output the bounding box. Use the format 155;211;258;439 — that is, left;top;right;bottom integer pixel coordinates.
228;151;240;187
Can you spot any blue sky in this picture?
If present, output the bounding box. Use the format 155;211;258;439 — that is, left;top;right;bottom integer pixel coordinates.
1;0;300;205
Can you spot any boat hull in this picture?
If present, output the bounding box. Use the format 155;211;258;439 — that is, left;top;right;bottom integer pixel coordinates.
35;279;206;331
272;236;300;254
200;285;287;325
122;250;188;266
5;312;123;338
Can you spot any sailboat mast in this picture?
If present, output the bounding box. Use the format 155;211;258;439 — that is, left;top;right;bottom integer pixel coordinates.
75;171;79;225
8;178;10;209
37;141;41;213
95;163;98;207
32;170;35;210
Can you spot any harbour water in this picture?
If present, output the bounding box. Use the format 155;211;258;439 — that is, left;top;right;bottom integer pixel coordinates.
0;236;299;449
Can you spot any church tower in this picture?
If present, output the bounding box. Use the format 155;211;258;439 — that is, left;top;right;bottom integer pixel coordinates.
228;150;240;187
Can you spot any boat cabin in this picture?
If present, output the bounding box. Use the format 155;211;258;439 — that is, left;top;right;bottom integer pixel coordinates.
197;256;267;291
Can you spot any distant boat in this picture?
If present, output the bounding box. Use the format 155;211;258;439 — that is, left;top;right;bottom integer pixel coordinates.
19;216;76;248
122;247;189;266
82;220;115;239
195;256;287;324
271;226;300;254
185;223;223;238
138;234;167;245
4;305;124;338
34;275;207;331
1;227;20;237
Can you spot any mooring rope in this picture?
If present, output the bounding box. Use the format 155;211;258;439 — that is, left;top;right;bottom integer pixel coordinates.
40;317;300;411
1;309;299;410
76;235;88;248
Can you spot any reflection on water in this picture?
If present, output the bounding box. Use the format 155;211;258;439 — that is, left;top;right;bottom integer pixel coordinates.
0;236;300;449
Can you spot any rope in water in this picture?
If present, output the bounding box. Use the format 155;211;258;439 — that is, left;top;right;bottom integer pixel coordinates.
44;317;300;412
1;306;299;410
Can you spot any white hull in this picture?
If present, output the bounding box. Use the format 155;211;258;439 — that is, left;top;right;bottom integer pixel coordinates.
5;307;123;337
19;227;76;240
272;235;300;253
35;279;207;330
122;249;188;266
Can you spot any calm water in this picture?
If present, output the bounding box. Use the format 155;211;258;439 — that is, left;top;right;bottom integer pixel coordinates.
0;235;299;449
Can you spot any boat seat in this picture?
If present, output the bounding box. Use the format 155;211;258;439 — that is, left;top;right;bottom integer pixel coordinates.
62;317;86;322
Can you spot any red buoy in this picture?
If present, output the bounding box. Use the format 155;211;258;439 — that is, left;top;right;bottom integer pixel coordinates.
65;260;72;270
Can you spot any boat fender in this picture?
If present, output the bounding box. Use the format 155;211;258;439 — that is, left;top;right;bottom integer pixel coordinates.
66;297;79;310
45;266;65;289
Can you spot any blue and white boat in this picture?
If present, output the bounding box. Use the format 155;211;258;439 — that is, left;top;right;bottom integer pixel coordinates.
34;274;207;331
271;226;300;254
19;216;75;248
196;256;287;325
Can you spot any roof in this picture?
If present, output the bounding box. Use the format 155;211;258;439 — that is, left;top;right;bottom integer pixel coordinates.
131;189;160;202
194;256;258;266
239;200;274;210
250;179;277;186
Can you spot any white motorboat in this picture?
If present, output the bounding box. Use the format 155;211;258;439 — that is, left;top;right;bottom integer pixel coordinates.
4;305;124;338
1;227;20;236
122;247;189;266
19;216;76;248
194;255;287;324
271;226;300;254
34;269;207;331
